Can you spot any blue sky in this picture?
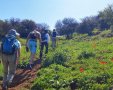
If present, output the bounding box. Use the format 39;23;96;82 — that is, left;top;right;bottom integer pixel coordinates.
0;0;113;29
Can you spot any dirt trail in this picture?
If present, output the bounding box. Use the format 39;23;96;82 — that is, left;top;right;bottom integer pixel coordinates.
0;63;41;90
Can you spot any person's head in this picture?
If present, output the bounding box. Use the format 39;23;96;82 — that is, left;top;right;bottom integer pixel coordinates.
33;29;37;33
35;28;41;32
53;29;56;32
44;30;48;33
32;29;39;35
8;29;20;37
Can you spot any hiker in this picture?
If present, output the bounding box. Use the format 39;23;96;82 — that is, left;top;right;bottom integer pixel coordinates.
26;29;41;69
40;29;50;60
51;29;58;49
1;29;21;90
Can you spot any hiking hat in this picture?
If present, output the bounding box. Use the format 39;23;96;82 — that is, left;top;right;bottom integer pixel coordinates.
8;29;20;36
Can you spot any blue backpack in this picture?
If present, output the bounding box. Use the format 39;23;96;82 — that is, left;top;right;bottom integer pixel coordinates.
1;35;17;55
41;33;47;42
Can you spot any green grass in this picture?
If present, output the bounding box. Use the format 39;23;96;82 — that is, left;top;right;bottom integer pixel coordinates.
31;35;113;90
1;34;113;89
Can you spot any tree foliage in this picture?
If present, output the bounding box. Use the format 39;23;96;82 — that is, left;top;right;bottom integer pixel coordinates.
0;19;49;38
55;18;78;39
0;4;113;38
55;4;113;35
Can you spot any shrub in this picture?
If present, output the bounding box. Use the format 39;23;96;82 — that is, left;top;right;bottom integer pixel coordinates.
91;84;109;90
96;73;110;84
77;51;95;60
31;64;72;90
99;30;113;37
42;50;68;67
92;28;101;35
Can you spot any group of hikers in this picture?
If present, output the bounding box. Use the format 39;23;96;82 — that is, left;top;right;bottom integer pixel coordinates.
0;28;57;90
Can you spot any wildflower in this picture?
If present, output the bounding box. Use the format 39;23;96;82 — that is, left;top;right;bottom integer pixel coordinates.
111;58;113;62
100;61;107;64
80;68;84;72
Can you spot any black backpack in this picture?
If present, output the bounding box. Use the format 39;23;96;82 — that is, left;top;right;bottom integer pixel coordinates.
30;32;37;39
52;31;57;37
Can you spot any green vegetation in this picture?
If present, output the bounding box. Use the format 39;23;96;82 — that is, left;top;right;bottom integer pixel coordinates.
1;31;113;89
31;32;113;90
0;3;113;90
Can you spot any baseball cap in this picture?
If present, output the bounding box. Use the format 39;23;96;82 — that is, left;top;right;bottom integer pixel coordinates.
8;29;20;36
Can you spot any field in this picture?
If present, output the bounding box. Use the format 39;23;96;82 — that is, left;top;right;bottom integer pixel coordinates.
1;33;113;90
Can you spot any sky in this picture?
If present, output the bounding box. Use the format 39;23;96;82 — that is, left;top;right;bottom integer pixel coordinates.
0;0;113;30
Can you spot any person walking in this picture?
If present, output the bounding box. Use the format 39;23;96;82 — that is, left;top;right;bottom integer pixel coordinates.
40;30;50;60
51;29;57;49
26;29;41;69
1;29;21;90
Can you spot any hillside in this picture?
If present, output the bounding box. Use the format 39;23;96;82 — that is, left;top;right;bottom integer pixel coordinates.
1;33;113;89
31;34;113;90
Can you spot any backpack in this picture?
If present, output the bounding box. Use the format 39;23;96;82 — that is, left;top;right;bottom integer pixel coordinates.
30;32;37;39
52;31;56;37
1;35;17;55
41;33;47;42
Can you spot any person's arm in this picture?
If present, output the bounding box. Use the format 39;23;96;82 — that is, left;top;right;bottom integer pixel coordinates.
17;48;20;59
36;32;41;44
38;33;41;50
47;33;50;43
16;48;20;64
38;33;41;44
16;41;21;64
26;33;30;46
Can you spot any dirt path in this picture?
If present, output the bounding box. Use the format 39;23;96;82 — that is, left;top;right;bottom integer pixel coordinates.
0;62;41;90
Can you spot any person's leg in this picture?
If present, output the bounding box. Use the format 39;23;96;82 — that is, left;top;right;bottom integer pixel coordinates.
28;41;37;64
2;54;8;87
45;42;48;54
52;37;54;48
40;42;44;59
52;37;56;49
29;41;37;69
54;38;56;47
7;54;16;85
29;53;35;64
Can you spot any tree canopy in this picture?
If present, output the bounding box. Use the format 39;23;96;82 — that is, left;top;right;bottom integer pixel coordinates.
0;4;113;38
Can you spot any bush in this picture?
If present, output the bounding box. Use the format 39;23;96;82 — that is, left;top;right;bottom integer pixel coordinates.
42;50;68;67
110;25;113;32
91;84;109;90
99;30;113;37
77;51;95;60
31;64;72;90
92;28;101;35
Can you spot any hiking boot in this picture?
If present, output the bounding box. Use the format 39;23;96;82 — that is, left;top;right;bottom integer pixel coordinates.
2;86;8;90
2;82;8;90
7;80;12;87
28;64;32;70
37;59;42;64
